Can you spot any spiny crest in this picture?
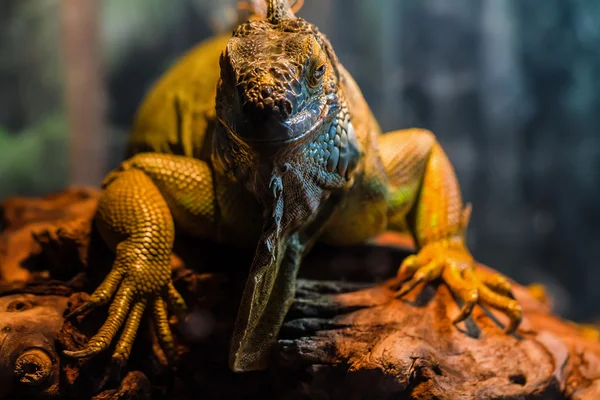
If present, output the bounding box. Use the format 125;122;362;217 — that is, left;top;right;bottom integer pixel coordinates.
267;0;295;23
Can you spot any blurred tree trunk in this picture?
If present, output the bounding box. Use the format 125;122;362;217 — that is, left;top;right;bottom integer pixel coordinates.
60;0;107;187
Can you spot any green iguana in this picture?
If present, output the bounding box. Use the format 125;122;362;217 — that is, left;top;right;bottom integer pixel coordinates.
64;0;522;372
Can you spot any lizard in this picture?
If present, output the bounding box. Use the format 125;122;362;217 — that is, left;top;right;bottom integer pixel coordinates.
64;0;523;372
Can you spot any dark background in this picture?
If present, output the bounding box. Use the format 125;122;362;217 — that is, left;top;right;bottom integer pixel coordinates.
0;0;598;320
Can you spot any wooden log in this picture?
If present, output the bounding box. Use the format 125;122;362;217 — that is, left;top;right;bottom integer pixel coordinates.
1;188;599;399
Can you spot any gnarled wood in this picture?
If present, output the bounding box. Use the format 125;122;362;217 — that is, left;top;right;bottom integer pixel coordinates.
1;188;599;399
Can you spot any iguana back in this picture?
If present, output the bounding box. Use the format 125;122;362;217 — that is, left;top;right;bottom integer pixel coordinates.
126;35;229;160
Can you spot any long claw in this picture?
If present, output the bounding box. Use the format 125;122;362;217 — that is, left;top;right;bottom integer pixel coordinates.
64;286;135;359
478;283;522;334
453;297;477;324
65;300;99;320
394;276;423;298
504;307;522;334
112;300;147;365
66;268;124;319
167;283;188;322
397;255;423;282
444;265;478;323
153;296;177;363
63;344;107;359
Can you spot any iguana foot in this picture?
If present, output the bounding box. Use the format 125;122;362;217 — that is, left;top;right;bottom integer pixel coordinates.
64;271;186;365
63;166;191;365
394;238;522;333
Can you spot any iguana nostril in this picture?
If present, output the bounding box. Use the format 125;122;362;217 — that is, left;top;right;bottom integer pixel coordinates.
283;100;292;116
241;86;295;123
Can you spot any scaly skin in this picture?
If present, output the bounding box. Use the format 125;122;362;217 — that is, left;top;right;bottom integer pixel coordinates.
65;0;522;372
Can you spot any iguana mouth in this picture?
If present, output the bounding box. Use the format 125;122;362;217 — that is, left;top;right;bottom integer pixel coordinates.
221;102;331;147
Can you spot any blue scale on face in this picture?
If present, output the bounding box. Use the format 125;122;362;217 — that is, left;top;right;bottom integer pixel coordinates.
303;107;357;180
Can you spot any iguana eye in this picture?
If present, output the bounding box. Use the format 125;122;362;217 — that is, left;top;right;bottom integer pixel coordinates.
308;62;326;88
307;60;326;88
314;64;326;77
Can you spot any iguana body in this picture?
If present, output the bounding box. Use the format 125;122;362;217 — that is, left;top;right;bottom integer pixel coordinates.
126;34;228;160
65;1;522;372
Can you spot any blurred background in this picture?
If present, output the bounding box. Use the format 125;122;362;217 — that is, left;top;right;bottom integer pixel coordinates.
0;0;598;321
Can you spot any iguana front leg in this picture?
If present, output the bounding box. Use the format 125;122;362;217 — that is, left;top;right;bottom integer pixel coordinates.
64;153;217;365
380;129;522;333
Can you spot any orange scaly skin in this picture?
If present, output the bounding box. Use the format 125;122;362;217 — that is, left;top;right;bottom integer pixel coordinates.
65;0;522;373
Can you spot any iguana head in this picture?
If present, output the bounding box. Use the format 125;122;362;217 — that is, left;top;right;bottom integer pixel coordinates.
215;0;342;150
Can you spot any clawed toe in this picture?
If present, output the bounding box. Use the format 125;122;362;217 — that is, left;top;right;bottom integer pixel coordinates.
452;295;478;324
65;301;98;320
63;343;107;359
393;276;424;297
394;258;444;297
167;282;188;322
395;255;522;334
67;269;125;321
477;283;522;333
153;296;178;363
64;282;187;367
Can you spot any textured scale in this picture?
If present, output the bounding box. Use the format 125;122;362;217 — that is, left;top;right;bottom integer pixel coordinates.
67;0;523;374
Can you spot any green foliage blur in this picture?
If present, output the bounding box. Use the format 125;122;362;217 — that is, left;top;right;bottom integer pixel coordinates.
0;0;236;199
0;116;68;196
